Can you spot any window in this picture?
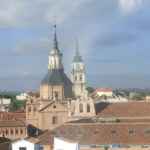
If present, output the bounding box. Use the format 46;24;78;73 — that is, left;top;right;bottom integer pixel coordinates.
111;130;116;134
20;129;23;134
145;129;150;134
39;145;43;150
80;75;82;81
75;76;77;81
33;107;36;112
79;103;83;113
104;146;109;150
54;92;59;100
129;129;135;135
52;116;58;124
5;129;8;135
10;129;13;135
87;104;90;113
19;147;26;150
28;107;31;112
15;129;18;135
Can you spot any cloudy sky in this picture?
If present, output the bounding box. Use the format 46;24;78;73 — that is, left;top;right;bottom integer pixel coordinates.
0;0;150;91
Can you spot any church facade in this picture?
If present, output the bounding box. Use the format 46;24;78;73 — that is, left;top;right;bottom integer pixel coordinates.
26;25;95;130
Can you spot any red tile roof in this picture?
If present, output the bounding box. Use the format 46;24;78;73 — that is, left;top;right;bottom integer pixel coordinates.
0;120;26;127
0;112;25;121
95;102;150;118
53;123;150;145
95;88;112;92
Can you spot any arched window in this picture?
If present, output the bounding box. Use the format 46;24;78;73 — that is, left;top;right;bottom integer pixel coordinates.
80;75;82;81
87;104;90;113
52;116;58;124
11;129;13;135
5;129;8;135
15;129;18;135
30;99;33;103
54;91;59;100
79;103;83;113
20;129;23;134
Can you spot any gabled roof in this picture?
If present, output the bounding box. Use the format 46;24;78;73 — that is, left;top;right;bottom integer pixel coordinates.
39;101;67;112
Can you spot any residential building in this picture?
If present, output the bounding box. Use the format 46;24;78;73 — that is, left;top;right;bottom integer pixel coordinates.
0;120;27;140
16;93;29;101
93;88;113;97
0;98;11;112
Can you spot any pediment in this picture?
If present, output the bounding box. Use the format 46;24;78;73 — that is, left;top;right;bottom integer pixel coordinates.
39;101;68;112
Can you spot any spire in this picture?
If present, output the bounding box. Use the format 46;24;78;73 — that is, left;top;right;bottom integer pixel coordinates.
75;38;80;57
73;39;82;62
53;24;59;50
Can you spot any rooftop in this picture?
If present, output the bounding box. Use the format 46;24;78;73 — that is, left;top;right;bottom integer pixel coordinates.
41;69;72;86
52;123;150;145
95;88;113;92
0;112;25;121
0;120;26;127
95;102;150;118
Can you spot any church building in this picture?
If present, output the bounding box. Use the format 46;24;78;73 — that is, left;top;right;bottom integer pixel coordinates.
26;25;96;130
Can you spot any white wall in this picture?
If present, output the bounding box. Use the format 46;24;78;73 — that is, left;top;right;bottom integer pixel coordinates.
12;139;35;150
0;98;11;104
54;137;79;150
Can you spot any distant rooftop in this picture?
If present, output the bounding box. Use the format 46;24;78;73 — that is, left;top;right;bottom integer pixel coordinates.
95;102;150;118
52;123;150;145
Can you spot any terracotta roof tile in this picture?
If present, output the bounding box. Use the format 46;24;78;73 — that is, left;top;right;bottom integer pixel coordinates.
0;120;26;127
0;112;25;121
95;102;150;118
95;88;112;92
53;123;150;145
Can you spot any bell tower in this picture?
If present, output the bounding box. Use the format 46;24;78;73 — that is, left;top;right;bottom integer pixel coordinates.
71;41;86;97
48;24;63;70
40;24;73;100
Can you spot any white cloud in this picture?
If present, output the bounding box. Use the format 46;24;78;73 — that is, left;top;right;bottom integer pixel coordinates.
0;0;89;27
119;0;143;14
